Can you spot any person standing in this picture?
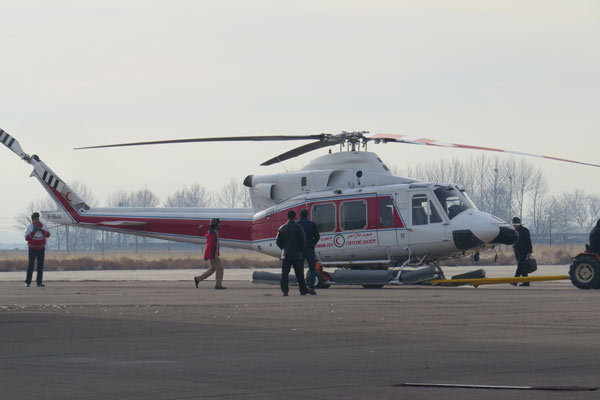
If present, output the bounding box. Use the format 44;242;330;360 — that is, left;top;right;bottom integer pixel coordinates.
512;217;533;287
276;210;313;296
24;212;51;287
195;218;226;290
297;209;320;291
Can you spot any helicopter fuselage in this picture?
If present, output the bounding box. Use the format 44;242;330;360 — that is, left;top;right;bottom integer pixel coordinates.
31;150;516;266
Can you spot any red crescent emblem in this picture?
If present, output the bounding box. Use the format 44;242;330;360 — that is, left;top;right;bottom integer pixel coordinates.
66;192;72;202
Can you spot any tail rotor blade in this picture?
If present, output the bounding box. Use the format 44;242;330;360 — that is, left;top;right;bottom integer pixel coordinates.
0;128;30;162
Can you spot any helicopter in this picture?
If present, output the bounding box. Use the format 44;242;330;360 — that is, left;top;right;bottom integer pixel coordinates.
2;129;599;288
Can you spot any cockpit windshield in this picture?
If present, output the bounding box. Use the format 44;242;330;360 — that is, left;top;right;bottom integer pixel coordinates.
434;187;475;219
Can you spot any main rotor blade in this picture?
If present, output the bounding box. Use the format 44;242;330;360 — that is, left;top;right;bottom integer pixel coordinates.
74;134;326;150
367;133;600;168
260;140;335;166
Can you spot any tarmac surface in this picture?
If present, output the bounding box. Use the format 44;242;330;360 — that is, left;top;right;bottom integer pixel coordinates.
1;268;600;399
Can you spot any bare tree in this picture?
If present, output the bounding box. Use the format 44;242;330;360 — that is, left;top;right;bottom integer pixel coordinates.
239;186;252;208
528;170;549;235
512;159;534;218
215;179;251;208
130;188;159;207
108;189;132;207
164;184;211;207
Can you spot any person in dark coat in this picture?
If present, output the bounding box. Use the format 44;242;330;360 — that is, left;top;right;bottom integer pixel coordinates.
512;217;533;286
297;209;320;291
276;210;313;296
589;219;600;253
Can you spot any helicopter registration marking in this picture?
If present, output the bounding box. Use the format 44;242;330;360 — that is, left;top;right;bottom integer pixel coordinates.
317;232;377;249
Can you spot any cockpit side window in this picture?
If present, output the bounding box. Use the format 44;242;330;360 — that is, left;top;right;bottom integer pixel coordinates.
434;187;474;219
412;196;428;225
412;195;442;225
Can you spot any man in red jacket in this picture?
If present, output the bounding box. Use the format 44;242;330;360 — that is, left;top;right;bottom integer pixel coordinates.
194;218;226;289
24;212;51;287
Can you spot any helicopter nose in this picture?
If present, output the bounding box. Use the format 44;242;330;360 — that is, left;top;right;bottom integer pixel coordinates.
452;229;484;250
490;226;519;245
450;211;514;250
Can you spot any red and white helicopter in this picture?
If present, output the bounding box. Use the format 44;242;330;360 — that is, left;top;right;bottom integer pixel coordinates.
2;129;598;287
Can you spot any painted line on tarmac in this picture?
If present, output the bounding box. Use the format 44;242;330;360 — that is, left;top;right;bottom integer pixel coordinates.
397;383;599;391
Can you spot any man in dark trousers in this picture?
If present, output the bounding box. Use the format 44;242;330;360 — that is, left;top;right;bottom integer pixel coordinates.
24;212;51;287
512;216;533;286
297;209;320;291
276;210;313;296
589;219;600;253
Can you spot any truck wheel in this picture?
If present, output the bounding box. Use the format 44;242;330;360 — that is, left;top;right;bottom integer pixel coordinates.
569;256;600;289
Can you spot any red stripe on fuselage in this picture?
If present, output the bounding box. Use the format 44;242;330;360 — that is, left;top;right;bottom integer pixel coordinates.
46;181;402;243
46;184;253;241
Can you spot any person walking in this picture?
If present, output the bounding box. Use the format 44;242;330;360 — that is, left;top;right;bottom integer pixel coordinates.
195;218;226;289
24;212;51;287
512;217;533;287
297;209;320;291
276;210;313;296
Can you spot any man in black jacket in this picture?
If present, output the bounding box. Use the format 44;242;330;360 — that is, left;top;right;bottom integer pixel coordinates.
512;217;533;286
276;210;312;296
297;209;320;291
589;219;600;253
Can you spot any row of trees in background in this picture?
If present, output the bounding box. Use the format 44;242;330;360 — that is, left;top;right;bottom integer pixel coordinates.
395;156;600;238
14;179;251;251
12;155;600;251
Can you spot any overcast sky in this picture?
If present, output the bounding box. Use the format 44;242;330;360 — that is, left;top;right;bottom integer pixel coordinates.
1;0;599;244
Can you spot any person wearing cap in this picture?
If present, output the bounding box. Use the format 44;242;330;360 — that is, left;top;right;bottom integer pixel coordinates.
512;216;533;286
24;212;51;287
195;218;226;289
276;210;313;296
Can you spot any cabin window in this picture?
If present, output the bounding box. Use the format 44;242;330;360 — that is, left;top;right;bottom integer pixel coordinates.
341;200;367;230
379;198;394;228
412;195;441;225
301;177;307;187
312;203;336;233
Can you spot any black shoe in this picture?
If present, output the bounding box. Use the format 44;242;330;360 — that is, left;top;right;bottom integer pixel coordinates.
307;288;317;295
282;292;288;296
215;285;227;290
194;277;199;288
37;283;45;287
519;283;530;287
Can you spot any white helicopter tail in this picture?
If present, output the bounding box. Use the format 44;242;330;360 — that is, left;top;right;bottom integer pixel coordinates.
1;129;88;223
